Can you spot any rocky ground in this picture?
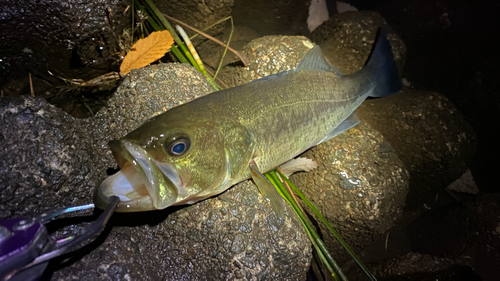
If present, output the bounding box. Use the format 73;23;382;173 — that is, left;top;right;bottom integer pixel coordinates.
1;0;499;280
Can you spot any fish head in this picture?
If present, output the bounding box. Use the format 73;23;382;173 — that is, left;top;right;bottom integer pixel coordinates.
94;109;249;212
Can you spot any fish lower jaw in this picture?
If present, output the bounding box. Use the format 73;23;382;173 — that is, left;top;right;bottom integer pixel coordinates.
172;193;212;206
95;167;158;212
114;195;154;212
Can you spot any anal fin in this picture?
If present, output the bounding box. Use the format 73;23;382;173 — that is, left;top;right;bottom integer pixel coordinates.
249;160;284;223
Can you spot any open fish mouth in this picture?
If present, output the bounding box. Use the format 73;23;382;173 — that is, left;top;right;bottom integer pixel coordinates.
94;140;180;212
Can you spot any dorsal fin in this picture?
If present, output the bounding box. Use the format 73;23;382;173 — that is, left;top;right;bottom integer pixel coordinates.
295;45;343;76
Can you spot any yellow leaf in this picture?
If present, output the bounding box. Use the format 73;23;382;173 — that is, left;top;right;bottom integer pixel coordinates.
120;30;174;75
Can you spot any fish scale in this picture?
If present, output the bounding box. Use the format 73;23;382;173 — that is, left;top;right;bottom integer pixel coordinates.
220;71;370;175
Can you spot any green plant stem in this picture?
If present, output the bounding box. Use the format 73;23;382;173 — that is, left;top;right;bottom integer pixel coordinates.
134;0;189;64
142;0;200;71
175;25;219;91
276;170;377;281
170;46;189;64
213;16;234;79
267;171;347;281
303;221;339;281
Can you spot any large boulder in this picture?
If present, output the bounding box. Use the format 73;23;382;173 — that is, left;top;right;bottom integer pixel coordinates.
0;0;130;88
312;11;476;210
290;122;409;264
310;11;407;76
0;63;312;280
356;89;476;210
0;96;96;217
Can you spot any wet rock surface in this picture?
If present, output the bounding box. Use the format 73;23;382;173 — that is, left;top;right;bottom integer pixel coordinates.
356;89;476;210
0;96;97;217
50;181;311;281
367;252;480;281
0;0;130;87
310;11;407;76
0;63;312;280
291;122;409;264
220;35;315;87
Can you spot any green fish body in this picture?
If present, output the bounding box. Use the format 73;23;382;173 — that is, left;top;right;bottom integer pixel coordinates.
95;30;401;212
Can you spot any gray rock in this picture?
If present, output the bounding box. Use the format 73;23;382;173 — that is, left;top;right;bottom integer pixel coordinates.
0;0;130;86
0;63;311;280
447;169;479;194
219;35;315;87
51;181;311;281
0;96;97;217
356;88;476;210
368;252;477;280
290;121;409;264
310;11;407;76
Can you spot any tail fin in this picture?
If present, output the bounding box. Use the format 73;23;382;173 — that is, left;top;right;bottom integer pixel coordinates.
365;28;402;97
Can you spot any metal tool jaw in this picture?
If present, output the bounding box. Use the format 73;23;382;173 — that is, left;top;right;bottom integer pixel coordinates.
0;196;119;281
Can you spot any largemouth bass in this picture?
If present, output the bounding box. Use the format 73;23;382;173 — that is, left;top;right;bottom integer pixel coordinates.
95;29;401;212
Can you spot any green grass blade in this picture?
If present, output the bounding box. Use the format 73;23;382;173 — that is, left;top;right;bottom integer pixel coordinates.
175;25;219;91
170;45;189;64
276;170;377;281
141;0;200;71
134;0;160;31
267;171;347;281
213;16;234;79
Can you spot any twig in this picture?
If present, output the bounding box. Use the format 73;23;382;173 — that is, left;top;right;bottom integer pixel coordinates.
47;71;120;88
105;8;120;52
189;16;231;41
83;101;94;116
29;73;34;97
385;232;390;251
205;68;229;89
163;13;250;66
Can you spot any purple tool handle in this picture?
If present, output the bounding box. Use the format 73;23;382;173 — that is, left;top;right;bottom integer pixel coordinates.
0;217;46;279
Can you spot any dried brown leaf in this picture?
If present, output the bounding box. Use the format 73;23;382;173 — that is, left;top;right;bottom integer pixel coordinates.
120;30;174;75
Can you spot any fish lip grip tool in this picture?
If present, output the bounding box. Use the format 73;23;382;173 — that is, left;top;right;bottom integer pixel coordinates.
0;196;119;281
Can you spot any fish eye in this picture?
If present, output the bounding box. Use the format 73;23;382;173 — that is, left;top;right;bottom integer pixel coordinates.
166;136;190;156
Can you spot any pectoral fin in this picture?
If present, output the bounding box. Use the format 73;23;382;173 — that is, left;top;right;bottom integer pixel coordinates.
249;160;284;222
280;157;319;177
